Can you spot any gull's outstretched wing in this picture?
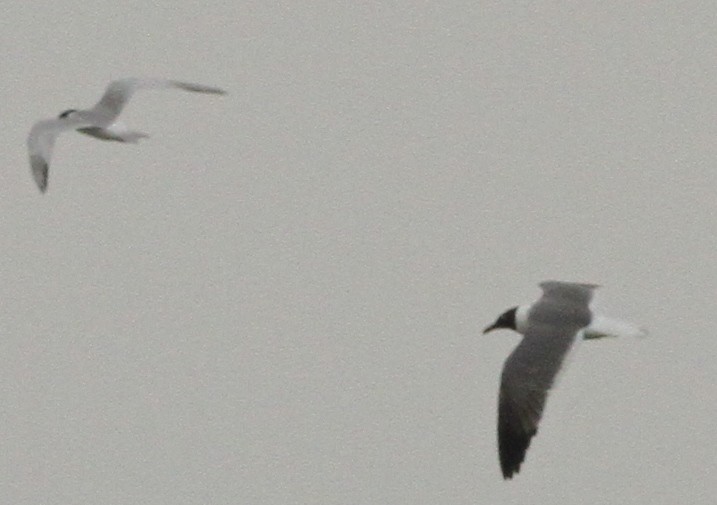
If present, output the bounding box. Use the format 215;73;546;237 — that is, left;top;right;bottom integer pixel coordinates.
89;78;227;125
497;282;596;479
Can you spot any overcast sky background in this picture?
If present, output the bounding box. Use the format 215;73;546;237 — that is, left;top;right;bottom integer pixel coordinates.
1;2;715;504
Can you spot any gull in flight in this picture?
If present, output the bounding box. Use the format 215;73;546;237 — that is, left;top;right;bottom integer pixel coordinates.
483;281;647;479
27;78;226;192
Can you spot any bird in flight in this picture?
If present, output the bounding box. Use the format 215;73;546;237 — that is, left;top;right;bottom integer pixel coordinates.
484;281;646;479
27;78;226;193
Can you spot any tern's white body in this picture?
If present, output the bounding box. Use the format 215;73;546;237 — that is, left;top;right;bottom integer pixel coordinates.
27;77;226;192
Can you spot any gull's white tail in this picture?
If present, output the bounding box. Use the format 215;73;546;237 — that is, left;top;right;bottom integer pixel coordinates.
584;315;649;340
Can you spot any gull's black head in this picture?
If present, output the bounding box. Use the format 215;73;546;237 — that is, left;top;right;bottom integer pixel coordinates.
483;307;518;334
58;109;78;119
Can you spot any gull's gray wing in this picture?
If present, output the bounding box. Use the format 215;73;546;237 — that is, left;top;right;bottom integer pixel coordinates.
89;78;226;124
27;118;79;193
498;281;596;479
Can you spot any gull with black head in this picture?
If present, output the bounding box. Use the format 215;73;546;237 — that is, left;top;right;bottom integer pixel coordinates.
484;281;646;479
27;78;226;193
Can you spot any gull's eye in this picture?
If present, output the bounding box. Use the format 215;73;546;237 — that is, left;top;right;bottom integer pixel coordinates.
58;109;77;119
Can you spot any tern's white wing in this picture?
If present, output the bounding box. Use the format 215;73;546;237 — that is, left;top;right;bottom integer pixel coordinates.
89;78;227;125
27;119;79;193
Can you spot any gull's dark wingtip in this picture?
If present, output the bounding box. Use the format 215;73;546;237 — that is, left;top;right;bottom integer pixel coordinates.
499;424;535;479
498;397;538;480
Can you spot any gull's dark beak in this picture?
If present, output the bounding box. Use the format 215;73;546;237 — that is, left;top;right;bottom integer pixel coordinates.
483;322;498;334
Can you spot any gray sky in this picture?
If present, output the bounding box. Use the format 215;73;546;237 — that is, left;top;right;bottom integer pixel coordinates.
1;1;715;503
